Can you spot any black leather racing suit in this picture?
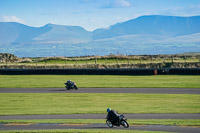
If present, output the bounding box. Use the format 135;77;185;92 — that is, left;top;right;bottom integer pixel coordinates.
107;110;119;124
67;81;73;86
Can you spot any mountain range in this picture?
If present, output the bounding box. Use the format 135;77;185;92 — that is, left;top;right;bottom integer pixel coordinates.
0;15;200;57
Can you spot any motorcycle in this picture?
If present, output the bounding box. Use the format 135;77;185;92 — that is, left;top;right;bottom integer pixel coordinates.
64;82;78;90
106;114;129;128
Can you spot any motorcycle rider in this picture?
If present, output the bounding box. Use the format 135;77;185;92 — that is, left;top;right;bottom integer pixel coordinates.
65;80;78;90
66;80;73;86
106;108;119;125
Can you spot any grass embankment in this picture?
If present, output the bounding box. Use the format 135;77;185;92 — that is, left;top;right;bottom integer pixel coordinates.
0;93;199;115
1;119;200;126
0;129;170;133
4;55;200;65
0;75;200;88
15;57;200;66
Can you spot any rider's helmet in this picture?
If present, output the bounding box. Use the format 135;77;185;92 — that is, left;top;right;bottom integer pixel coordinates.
107;108;111;112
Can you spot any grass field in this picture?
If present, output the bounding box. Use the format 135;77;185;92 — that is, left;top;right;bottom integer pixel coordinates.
0;93;199;115
0;75;199;132
0;75;200;88
1;119;200;126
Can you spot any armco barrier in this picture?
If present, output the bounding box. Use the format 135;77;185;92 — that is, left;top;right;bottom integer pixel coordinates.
0;68;200;75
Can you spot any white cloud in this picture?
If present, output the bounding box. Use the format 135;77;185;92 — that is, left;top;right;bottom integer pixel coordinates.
2;16;25;24
102;0;132;8
80;0;93;3
161;5;200;16
114;0;132;7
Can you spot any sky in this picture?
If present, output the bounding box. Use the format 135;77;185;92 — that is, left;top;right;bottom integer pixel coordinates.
0;0;200;31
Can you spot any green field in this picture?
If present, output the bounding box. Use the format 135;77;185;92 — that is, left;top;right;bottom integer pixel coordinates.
0;75;200;88
0;75;199;132
0;93;199;115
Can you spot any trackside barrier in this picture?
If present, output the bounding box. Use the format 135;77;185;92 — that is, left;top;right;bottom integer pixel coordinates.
0;68;200;75
168;68;200;75
0;69;154;75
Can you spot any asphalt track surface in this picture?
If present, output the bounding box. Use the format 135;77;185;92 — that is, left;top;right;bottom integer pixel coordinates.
0;87;200;94
1;87;200;132
1;114;200;120
1;123;200;133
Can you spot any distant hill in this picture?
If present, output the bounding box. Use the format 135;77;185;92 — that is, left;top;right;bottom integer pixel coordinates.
177;52;200;56
0;22;51;44
0;22;91;45
93;15;200;39
0;15;200;57
33;24;92;44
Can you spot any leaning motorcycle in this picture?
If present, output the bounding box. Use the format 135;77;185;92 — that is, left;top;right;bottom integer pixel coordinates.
106;114;129;128
64;82;78;90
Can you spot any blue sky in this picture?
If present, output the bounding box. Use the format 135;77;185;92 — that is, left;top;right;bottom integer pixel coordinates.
0;0;200;31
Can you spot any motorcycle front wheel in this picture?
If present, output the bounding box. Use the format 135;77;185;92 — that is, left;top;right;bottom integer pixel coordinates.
74;85;78;90
66;86;70;90
106;120;113;128
121;120;129;128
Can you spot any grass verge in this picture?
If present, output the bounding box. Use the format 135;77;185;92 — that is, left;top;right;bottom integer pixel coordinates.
0;93;199;115
0;75;200;88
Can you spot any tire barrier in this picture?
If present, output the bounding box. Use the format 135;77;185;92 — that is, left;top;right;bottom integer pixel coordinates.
0;69;154;75
0;68;200;75
168;68;200;75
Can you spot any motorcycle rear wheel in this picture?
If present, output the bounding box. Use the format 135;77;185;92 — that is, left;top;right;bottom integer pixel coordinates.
106;120;113;128
121;120;129;128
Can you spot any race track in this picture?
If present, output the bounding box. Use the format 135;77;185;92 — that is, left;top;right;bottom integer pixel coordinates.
0;87;200;94
1;123;200;133
0;87;200;132
1;113;200;120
